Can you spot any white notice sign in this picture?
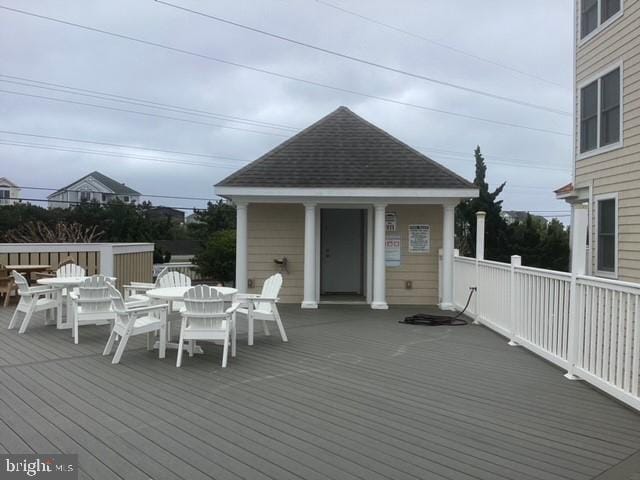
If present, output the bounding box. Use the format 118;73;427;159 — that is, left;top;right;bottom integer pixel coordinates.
385;212;397;232
385;235;401;267
408;224;430;253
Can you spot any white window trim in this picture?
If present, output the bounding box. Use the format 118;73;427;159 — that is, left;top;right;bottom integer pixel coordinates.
594;192;618;279
577;60;623;160
579;0;623;46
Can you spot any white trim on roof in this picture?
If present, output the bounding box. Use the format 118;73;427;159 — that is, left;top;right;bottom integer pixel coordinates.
215;186;478;199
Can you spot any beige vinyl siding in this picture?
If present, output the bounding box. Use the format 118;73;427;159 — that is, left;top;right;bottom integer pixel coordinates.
246;203;443;305
113;251;153;290
575;0;640;283
0;250;100;275
247;203;304;303
386;205;442;305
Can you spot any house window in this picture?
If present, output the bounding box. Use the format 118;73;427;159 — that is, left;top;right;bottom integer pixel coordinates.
597;196;617;273
123;196;129;202
580;66;621;154
581;0;621;39
0;189;9;205
602;0;621;22
80;191;91;202
600;68;620;146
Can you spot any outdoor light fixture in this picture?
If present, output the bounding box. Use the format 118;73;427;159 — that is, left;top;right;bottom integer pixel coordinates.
273;257;289;274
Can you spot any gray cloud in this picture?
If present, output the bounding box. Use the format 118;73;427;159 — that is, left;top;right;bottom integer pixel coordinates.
0;0;572;219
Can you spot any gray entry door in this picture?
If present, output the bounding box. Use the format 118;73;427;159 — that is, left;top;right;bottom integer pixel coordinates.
321;209;364;295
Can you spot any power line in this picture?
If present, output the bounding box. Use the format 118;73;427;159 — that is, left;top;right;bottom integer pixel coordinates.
3;139;568;193
0;4;571;137
0;140;241;169
155;0;570;116
0;74;298;132
1;76;572;167
22;186;215;202
7;196;205;211
415;144;569;165
0;89;289;138
310;0;568;90
0;129;572;174
15;185;214;202
429;152;570;172
0;130;246;161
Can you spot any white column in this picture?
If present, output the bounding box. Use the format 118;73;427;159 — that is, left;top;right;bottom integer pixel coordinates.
439;203;455;311
372;203;388;309
475;211;486;260
235;202;248;293
565;204;588;380
302;203;318;309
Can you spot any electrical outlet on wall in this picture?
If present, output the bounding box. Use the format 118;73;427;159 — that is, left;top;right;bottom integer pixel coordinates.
405;280;412;289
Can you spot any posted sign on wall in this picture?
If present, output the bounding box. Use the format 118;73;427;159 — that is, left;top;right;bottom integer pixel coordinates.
408;224;430;253
385;235;401;267
385;212;397;232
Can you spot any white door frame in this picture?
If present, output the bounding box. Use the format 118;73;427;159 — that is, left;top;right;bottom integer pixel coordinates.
314;204;372;304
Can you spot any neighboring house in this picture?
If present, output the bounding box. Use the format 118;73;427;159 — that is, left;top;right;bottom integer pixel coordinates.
147;206;185;224
0;177;20;206
215;106;477;307
501;210;548;226
48;171;141;208
557;0;637;281
185;213;201;224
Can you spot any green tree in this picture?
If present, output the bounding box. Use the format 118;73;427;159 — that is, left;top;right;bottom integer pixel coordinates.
456;146;510;261
194;229;236;283
187;200;236;243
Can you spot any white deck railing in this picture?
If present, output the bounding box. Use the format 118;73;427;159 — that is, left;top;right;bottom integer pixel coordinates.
454;255;640;411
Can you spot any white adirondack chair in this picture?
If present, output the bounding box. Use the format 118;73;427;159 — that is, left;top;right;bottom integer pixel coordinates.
70;275;115;344
123;267;167;303
124;268;191;311
235;273;287;346
56;263;87;299
57;264;86;278
157;269;191;312
176;285;239;368
103;285;168;364
8;271;60;333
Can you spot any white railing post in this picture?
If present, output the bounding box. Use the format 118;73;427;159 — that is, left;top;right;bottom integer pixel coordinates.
565;205;588;380
473;211;486;324
98;244;114;276
508;255;521;346
475;211;486;261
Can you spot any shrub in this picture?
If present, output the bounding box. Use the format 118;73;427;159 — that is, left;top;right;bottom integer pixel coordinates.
194;229;236;284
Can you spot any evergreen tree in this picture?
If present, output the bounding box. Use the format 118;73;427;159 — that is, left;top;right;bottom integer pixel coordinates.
455;146;510;261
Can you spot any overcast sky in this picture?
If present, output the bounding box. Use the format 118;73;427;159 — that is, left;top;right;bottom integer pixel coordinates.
0;0;573;220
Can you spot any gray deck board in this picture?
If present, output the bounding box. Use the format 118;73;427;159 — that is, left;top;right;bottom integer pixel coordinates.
1;303;640;480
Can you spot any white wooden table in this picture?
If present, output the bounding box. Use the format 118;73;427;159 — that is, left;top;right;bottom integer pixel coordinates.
37;276;115;329
146;286;238;353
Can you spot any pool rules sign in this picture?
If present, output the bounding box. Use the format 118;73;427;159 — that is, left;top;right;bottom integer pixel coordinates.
408;224;430;253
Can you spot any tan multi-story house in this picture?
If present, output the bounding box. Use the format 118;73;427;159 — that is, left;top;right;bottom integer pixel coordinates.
557;0;640;282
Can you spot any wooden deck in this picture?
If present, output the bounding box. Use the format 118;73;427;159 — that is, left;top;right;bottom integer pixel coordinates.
1;303;639;480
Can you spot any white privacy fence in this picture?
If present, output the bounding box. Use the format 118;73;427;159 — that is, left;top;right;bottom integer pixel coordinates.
453;255;640;411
